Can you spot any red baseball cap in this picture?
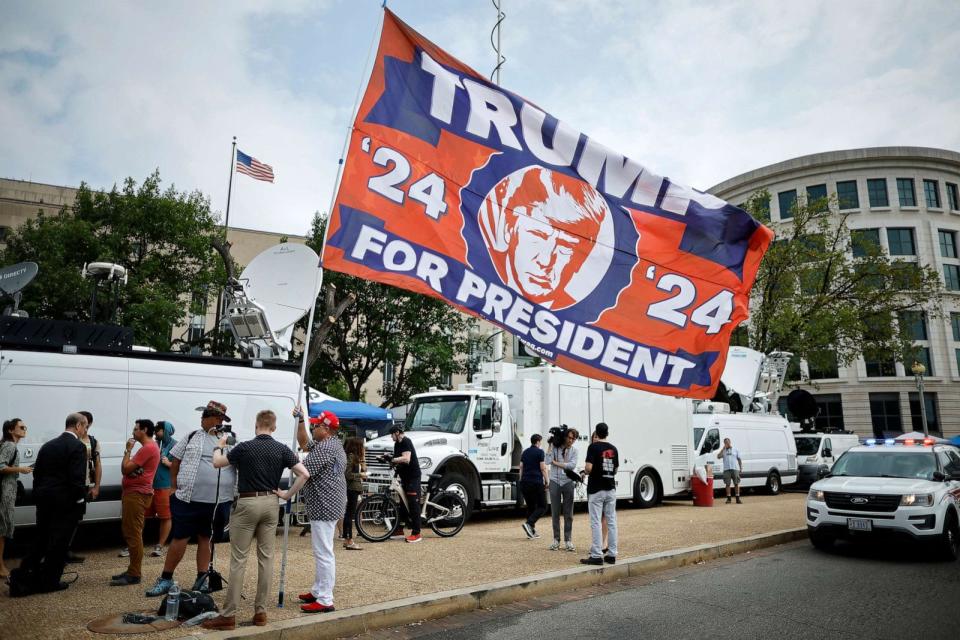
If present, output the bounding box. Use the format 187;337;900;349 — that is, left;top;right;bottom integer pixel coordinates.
309;410;339;430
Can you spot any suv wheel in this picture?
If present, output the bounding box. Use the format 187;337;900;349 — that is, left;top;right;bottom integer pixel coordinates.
765;471;781;495
939;511;960;561
808;527;834;551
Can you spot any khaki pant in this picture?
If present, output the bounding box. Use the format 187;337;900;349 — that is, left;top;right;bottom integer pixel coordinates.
223;495;279;617
121;492;153;577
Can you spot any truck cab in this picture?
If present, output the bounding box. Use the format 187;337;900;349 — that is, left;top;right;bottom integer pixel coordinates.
363;389;515;517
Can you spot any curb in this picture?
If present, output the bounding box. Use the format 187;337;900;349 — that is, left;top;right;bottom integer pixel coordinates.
198;528;806;640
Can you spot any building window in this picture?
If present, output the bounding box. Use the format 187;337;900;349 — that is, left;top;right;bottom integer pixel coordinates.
956;348;960;374
867;178;889;207
909;392;940;435
865;354;896;377
806;184;828;212
778;189;797;220
808;351;839;379
939;230;958;259
924;179;941;208
886;228;916;255
951;312;960;341
383;361;396;386
896;178;917;206
851;228;881;257
869;392;902;437
836;180;859;210
944;264;960;291
0;226;11;242
898;311;927;340
947;182;960;210
813;394;844;431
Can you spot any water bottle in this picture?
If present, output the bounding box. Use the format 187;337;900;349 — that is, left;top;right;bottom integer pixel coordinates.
164;582;180;621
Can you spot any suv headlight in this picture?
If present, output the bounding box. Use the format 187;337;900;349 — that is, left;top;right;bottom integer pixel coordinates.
418;457;432;470
808;489;824;501
900;493;934;507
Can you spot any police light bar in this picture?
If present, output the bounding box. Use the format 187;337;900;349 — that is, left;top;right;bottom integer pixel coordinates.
885;439;896;445
922;438;935;446
866;439;877;446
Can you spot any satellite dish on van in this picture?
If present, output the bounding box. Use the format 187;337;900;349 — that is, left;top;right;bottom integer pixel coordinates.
0;261;38;318
786;389;819;432
223;243;320;360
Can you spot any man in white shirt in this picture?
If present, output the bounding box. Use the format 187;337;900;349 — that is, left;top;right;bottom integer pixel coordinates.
717;438;743;504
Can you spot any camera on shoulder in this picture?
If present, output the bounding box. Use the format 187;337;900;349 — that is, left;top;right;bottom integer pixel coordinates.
547;424;569;448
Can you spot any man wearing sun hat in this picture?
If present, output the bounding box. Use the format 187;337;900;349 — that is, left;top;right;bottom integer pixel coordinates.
144;400;237;598
294;407;347;614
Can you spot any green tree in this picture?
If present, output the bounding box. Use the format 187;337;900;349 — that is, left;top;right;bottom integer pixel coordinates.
304;213;476;407
1;171;224;350
741;190;943;379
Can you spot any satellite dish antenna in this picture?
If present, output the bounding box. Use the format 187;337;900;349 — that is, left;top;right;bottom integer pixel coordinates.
0;261;38;317
223;243;320;360
786;389;819;432
82;262;128;323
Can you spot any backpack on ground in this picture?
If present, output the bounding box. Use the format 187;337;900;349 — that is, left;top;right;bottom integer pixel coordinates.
155;589;218;620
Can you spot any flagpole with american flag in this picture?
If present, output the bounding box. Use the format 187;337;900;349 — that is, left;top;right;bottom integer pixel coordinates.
224;136;238;231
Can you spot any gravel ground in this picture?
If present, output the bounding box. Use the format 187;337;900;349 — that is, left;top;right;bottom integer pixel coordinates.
0;493;805;639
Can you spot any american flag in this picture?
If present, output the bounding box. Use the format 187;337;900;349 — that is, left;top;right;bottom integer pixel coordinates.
236;149;274;183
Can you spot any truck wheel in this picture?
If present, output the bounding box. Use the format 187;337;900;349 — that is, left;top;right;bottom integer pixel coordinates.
938;510;960;561
438;472;474;520
633;469;661;509
808;527;834;551
765;471;781;495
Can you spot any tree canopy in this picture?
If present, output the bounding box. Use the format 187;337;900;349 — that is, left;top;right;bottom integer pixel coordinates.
305;213;476;407
1;171;224;351
738;190;943;380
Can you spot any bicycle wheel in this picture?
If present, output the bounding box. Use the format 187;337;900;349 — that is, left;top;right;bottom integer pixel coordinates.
355;494;400;542
427;491;466;537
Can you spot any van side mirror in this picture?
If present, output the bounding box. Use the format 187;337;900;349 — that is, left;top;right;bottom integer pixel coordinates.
822;449;832;458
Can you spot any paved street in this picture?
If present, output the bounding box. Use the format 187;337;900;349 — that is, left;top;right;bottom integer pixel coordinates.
360;540;960;640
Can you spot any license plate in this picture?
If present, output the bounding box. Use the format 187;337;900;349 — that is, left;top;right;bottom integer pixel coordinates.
847;518;872;532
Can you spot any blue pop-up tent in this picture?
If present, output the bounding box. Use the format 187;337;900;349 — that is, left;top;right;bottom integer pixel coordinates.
308;400;394;440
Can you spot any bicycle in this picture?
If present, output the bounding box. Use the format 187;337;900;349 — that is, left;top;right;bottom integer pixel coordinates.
355;469;466;542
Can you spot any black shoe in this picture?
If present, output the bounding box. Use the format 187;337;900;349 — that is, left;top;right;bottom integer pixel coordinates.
111;572;128;581
604;555;616;564
580;556;604;566
65;554;85;564
736;497;742;504
110;573;142;586
602;547;609;554
726;497;732;504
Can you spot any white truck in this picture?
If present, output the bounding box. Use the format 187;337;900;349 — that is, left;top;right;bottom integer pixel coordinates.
363;348;798;517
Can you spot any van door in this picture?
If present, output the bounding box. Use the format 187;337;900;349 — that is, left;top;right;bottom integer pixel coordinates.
469;396;509;473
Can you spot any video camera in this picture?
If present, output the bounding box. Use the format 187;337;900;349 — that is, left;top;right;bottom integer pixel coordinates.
215;424;236;446
377;453;394;465
547;424;570;448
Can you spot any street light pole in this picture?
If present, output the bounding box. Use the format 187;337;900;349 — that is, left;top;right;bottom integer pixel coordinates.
911;361;929;437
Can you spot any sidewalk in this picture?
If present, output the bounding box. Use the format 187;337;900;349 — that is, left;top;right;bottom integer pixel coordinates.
1;493;805;639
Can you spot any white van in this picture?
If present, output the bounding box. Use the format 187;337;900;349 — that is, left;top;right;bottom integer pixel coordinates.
693;411;798;494
793;432;860;486
2;347;302;527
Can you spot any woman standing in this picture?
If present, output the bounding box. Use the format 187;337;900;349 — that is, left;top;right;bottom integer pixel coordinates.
342;437;367;550
548;428;580;552
0;418;32;578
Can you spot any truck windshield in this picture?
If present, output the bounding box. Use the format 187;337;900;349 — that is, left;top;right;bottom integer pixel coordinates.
405;396;470;434
795;437;821;456
831;451;938;480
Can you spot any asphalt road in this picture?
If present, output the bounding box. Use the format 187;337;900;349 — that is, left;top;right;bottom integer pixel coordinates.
389;540;960;640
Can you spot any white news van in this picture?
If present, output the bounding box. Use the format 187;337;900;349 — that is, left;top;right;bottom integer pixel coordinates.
793;431;860;486
364;347;798;516
2;346;301;526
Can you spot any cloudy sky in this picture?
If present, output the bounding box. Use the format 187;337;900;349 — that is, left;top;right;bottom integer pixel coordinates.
2;0;959;236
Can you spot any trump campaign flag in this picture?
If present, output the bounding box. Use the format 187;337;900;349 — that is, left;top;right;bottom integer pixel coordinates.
323;10;773;399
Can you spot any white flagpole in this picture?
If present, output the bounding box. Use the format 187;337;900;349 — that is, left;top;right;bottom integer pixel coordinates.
276;8;384;609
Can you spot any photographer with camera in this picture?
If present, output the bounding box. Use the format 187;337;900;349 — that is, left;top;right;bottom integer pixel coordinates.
145;401;236;598
547;426;580;552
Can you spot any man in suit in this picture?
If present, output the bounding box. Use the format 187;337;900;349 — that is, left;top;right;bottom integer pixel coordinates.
17;412;89;594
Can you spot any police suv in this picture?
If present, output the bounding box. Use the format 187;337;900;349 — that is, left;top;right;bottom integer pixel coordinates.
806;438;960;560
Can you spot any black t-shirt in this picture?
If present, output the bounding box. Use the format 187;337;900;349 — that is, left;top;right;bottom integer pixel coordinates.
520;446;545;484
393;437;420;487
227;434;299;493
585;441;619;494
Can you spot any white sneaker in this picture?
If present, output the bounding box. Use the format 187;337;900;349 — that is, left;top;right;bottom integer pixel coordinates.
389;533;407;541
548;540;560;551
150;546;163;557
118;548;130;558
532;531;541;539
565;541;576;552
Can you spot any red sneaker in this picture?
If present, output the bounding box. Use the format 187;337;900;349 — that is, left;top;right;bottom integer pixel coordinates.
405;534;422;543
298;592;316;603
301;601;336;613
